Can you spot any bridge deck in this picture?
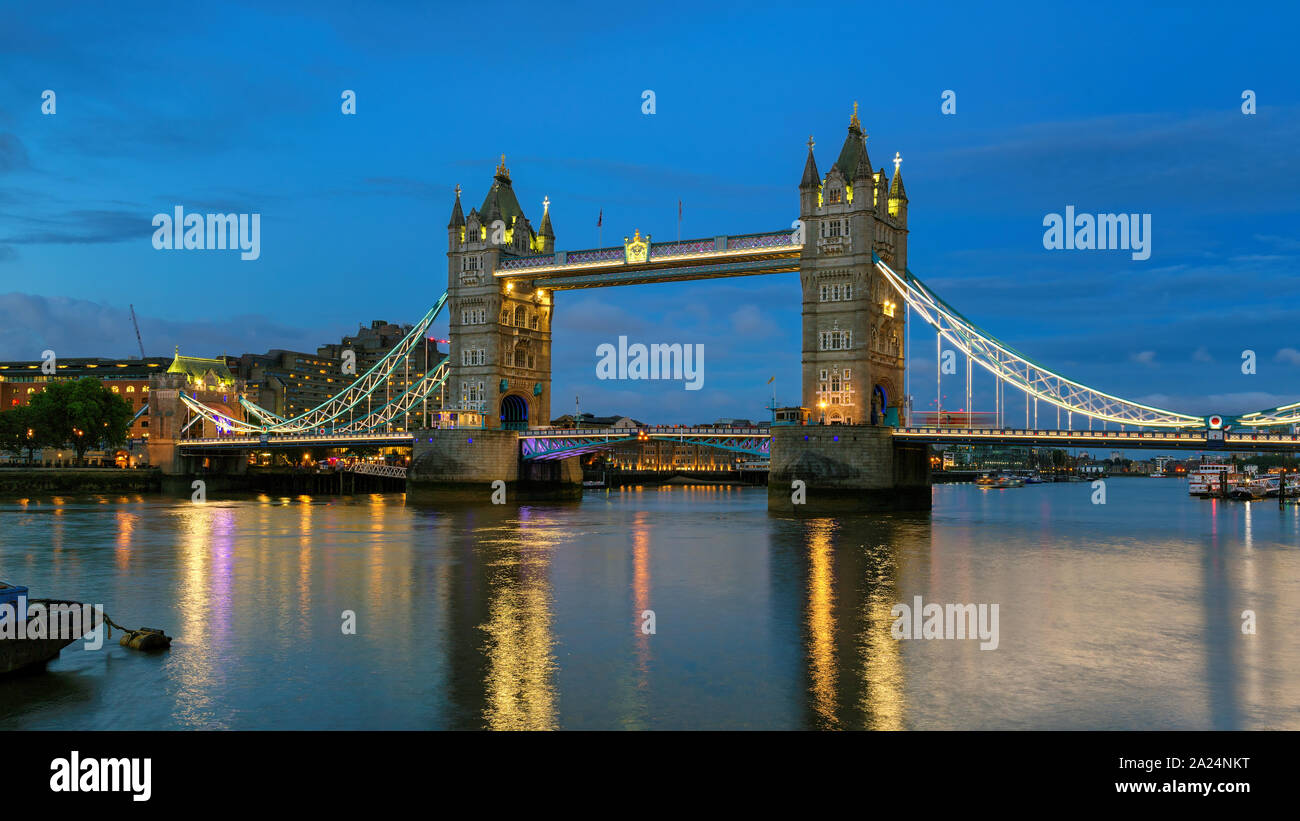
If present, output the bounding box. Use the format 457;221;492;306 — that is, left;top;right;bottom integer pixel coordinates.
494;230;801;290
895;427;1300;451
176;426;1300;457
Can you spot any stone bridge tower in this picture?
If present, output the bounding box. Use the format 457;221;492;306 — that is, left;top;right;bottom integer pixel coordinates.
797;104;909;426
446;157;555;429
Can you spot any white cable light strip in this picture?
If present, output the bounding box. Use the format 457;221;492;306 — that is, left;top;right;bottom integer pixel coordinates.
875;260;1204;428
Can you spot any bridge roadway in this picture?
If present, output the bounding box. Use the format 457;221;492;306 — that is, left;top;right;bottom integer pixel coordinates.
175;425;1300;459
176;426;775;459
895;427;1300;451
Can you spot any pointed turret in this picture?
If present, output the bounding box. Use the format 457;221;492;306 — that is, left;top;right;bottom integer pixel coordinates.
539;195;554;238
799;136;820;189
888;152;908;224
538;195;555;253
890;154;907;198
447;184;465;229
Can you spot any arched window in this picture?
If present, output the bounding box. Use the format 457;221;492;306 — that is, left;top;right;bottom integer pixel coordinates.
514;305;527;327
514;343;528;368
126;385;135;393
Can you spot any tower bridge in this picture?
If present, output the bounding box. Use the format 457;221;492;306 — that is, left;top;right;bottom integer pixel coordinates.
159;105;1300;510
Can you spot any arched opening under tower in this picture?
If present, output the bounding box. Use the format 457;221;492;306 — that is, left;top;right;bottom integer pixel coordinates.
500;393;529;431
872;384;887;426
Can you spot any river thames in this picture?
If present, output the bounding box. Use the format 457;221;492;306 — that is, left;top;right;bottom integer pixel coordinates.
2;481;1298;730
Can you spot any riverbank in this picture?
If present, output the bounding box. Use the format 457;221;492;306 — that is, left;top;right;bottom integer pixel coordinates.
0;467;162;495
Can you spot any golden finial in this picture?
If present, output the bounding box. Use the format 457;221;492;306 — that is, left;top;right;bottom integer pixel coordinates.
454;183;461;199
543;195;550;214
496;154;509;180
849;101;861;130
807;134;815;151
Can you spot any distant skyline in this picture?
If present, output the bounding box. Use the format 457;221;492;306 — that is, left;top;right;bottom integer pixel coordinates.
3;1;1299;423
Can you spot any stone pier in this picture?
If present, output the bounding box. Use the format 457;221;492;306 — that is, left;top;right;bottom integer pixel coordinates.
407;428;582;503
767;425;931;513
148;436;253;495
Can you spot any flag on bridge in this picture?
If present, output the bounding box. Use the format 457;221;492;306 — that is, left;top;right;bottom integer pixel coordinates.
597;208;602;228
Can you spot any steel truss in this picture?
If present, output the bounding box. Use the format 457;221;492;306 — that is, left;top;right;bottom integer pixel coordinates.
181;357;449;435
520;431;771;461
235;291;449;433
876;258;1206;429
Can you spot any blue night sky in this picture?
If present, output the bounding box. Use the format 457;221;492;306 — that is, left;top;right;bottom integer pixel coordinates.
2;0;1298;424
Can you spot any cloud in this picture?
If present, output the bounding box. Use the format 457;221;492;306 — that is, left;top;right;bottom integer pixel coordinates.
0;208;144;245
1192;346;1213;363
1276;347;1300;366
1129;350;1157;366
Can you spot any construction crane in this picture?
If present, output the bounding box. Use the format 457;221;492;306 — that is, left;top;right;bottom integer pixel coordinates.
129;304;146;359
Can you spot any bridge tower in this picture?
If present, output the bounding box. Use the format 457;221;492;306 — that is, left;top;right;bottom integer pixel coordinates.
446;157;555;430
798;104;908;426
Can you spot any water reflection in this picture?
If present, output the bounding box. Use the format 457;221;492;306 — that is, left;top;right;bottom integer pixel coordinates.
771;514;916;730
1;484;1298;730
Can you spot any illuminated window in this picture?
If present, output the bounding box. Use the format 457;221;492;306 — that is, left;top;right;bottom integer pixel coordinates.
126;385;135;392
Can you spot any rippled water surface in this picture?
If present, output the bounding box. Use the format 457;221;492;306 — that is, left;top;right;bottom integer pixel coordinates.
2;482;1298;729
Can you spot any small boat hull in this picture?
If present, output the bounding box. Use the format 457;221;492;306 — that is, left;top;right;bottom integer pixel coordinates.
0;597;103;676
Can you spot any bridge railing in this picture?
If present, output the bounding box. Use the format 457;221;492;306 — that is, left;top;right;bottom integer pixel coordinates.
896;427;1211;439
181;431;415;446
526;426;770;437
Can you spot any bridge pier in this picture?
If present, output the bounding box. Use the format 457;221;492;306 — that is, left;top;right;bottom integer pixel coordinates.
148;437;254;495
767;426;931;514
407;428;582;503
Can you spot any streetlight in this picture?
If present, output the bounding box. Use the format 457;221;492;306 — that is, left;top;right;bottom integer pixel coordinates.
818;401;827;425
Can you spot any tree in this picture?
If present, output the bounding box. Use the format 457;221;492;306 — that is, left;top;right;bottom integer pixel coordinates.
0;404;52;464
0;405;31;462
27;379;133;464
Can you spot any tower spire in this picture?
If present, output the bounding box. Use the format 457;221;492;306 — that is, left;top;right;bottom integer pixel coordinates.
447;183;465;229
799;135;820;189
849;101;863;134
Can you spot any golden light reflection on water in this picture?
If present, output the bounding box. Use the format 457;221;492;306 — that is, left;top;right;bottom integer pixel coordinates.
632;510;652;689
799;516;908;729
478;509;564;731
861;592;905;730
115;510;134;570
804;519;838;728
171;502;236;728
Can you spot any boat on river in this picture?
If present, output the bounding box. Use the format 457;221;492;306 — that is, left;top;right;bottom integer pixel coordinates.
0;582;103;675
976;473;1024;489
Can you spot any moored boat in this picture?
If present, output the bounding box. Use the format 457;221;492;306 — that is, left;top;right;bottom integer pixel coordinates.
1;582;104;675
976;472;1023;489
1188;462;1233;496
